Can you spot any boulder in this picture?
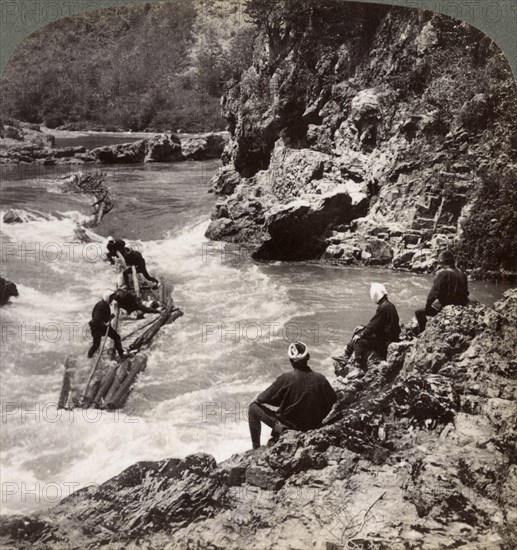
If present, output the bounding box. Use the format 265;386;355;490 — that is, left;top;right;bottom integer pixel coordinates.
92;140;147;163
210;166;241;195
323;244;345;259
256;191;360;260
54;146;86;158
393;249;415;268
364;237;394;265
3;210;23;224
0;277;19;306
411;248;436;272
204;218;237;241
180;136;208;160
145;134;182;162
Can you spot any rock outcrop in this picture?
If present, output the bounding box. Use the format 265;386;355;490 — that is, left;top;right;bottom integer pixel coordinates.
0;130;228;165
2;289;516;548
205;2;517;277
0;277;18;306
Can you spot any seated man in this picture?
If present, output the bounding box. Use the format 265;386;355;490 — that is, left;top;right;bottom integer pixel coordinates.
106;237;127;265
122;245;160;289
113;288;161;318
87;290;125;359
342;283;400;379
415;250;469;333
248;342;337;450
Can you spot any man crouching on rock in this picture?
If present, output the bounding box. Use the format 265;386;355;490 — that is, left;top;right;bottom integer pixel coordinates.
248;342;337;450
337;283;400;381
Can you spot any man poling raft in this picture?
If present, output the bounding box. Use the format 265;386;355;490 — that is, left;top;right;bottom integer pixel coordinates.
248;342;337;450
88;290;126;360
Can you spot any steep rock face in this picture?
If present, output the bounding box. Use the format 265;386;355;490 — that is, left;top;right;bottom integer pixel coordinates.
206;1;517;273
2;289;516;549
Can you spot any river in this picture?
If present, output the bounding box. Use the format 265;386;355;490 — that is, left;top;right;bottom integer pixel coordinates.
0;146;512;515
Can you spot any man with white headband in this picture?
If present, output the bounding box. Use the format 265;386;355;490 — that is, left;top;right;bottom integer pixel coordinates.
339;283;400;380
248;341;337;449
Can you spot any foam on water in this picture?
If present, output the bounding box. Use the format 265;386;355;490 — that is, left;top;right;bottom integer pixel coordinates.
1;164;512;516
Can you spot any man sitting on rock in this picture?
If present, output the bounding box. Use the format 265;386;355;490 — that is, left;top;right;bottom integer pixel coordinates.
248;342;337;450
415;250;469;333
338;283;400;380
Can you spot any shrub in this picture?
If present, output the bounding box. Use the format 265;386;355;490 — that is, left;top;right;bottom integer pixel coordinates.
455;167;517;278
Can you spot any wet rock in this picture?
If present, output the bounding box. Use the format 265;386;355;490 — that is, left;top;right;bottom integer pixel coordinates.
92;140;147;163
3;210;23;224
256;191;359;261
0;277;19;306
53;146;86;158
181;132;228;160
210;166;241;195
364;237;393;265
393;249;415;268
411;248;436;272
205;218;237;240
145;134;182;162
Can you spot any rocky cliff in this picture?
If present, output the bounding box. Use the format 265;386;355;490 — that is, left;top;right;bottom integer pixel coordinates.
1;290;516;549
206;1;517;278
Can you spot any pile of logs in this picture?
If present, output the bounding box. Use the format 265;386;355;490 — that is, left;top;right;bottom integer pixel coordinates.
62;171;114;226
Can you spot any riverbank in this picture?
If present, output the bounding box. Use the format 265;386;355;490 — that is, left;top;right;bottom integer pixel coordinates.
205;3;517;282
1;289;515;548
0;121;229;166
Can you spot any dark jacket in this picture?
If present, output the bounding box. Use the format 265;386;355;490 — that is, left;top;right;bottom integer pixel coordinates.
90;300;111;331
362;296;400;343
257;367;337;431
125;250;145;269
427;267;469;308
107;239;126;263
114;289;139;314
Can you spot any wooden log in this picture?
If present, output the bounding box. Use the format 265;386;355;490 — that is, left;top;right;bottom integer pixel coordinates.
116;251;127;267
93;362;119;407
104;359;131;409
58;368;71;410
129;307;183;352
108;303;120;358
132;266;141;298
83;323;111;399
110;355;148;409
94;201;105;226
83;378;102;408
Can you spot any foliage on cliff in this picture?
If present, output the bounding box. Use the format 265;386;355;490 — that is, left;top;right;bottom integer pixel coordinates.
455;166;517;279
0;0;255;132
207;0;517;278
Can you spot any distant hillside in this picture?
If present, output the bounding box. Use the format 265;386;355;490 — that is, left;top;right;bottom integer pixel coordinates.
0;0;255;132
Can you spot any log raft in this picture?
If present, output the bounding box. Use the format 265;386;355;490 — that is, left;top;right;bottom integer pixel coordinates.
58;278;183;411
